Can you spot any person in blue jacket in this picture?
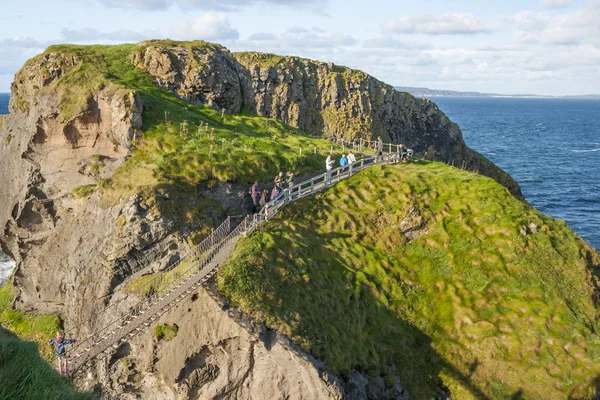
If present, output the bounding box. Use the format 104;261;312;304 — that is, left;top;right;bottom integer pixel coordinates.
339;154;348;171
49;330;77;374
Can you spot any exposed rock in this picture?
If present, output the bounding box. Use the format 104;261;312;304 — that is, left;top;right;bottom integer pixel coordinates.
76;287;344;400
131;43;243;113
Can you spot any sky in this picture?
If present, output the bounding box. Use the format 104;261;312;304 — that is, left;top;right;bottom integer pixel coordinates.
0;0;599;95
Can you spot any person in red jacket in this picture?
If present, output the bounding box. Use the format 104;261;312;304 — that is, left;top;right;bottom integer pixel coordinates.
49;330;77;374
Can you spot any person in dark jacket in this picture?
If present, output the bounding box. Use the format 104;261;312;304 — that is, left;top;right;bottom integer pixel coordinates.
250;181;261;213
49;330;77;374
376;136;384;160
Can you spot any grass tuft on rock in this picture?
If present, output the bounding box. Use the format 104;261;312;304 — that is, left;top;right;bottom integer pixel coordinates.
217;161;600;400
153;324;178;341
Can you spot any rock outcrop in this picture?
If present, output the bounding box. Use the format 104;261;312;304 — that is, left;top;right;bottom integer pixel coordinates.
77;287;344;399
132;42;521;197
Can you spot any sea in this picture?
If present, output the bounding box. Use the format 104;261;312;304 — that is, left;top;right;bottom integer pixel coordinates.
434;97;600;252
0;95;598;284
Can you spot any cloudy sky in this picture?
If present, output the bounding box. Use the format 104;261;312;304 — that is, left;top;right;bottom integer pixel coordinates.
1;0;599;95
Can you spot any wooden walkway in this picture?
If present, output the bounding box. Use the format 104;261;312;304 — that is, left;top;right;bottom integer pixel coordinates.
67;143;411;374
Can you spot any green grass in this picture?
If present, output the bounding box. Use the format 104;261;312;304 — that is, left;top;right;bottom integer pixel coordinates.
153;324;178;341
22;43;349;206
0;330;94;400
0;284;61;360
217;161;600;399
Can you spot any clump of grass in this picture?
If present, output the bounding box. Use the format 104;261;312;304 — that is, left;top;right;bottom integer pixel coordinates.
72;184;97;198
0;330;94;399
4;134;11;146
218;161;600;399
153;324;178;341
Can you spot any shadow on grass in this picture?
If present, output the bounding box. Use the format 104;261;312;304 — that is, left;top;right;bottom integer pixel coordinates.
219;215;494;399
0;328;95;399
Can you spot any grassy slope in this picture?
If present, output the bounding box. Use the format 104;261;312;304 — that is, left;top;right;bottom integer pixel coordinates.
32;42;344;207
217;161;600;399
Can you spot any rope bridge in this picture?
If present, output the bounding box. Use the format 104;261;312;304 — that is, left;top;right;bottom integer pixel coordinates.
66;141;412;374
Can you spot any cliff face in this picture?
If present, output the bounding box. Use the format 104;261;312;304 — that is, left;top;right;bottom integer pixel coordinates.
0;52;149;318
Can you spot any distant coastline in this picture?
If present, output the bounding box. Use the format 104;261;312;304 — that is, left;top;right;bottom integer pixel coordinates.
395;87;600;100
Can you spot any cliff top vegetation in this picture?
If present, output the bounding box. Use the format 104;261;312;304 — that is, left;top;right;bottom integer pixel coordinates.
17;43;351;205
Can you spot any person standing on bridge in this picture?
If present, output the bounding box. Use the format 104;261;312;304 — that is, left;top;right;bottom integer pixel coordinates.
274;171;284;186
376;136;384;161
347;151;356;165
286;171;295;188
347;151;356;173
49;330;77;374
250;181;261;213
326;154;335;184
259;189;269;209
270;183;282;202
339;154;348;172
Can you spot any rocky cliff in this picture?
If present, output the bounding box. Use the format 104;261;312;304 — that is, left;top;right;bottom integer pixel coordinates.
131;42;521;197
0;40;525;399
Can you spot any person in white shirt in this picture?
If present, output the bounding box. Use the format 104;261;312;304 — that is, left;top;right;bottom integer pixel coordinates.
347;151;357;173
326;154;335;184
347;151;356;164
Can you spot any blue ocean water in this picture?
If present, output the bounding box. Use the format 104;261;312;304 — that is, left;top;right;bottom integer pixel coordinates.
0;93;8;114
434;97;600;250
0;94;11;284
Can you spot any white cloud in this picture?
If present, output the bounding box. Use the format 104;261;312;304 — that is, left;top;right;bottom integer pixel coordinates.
172;12;239;40
247;32;277;41
384;13;492;35
514;2;600;46
0;36;46;49
60;28;160;42
540;0;574;8
362;36;432;50
97;0;326;11
244;27;356;51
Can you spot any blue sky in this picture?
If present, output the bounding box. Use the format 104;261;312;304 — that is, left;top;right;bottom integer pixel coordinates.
1;0;598;95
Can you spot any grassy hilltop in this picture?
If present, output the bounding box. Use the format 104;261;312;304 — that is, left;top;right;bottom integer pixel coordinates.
218;161;600;399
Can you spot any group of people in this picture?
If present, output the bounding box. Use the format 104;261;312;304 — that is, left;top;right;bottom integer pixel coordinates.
250;136;408;211
326;151;357;183
250;171;295;213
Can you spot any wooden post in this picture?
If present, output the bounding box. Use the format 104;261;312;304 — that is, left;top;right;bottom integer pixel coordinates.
314;147;317;155
299;147;302;155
